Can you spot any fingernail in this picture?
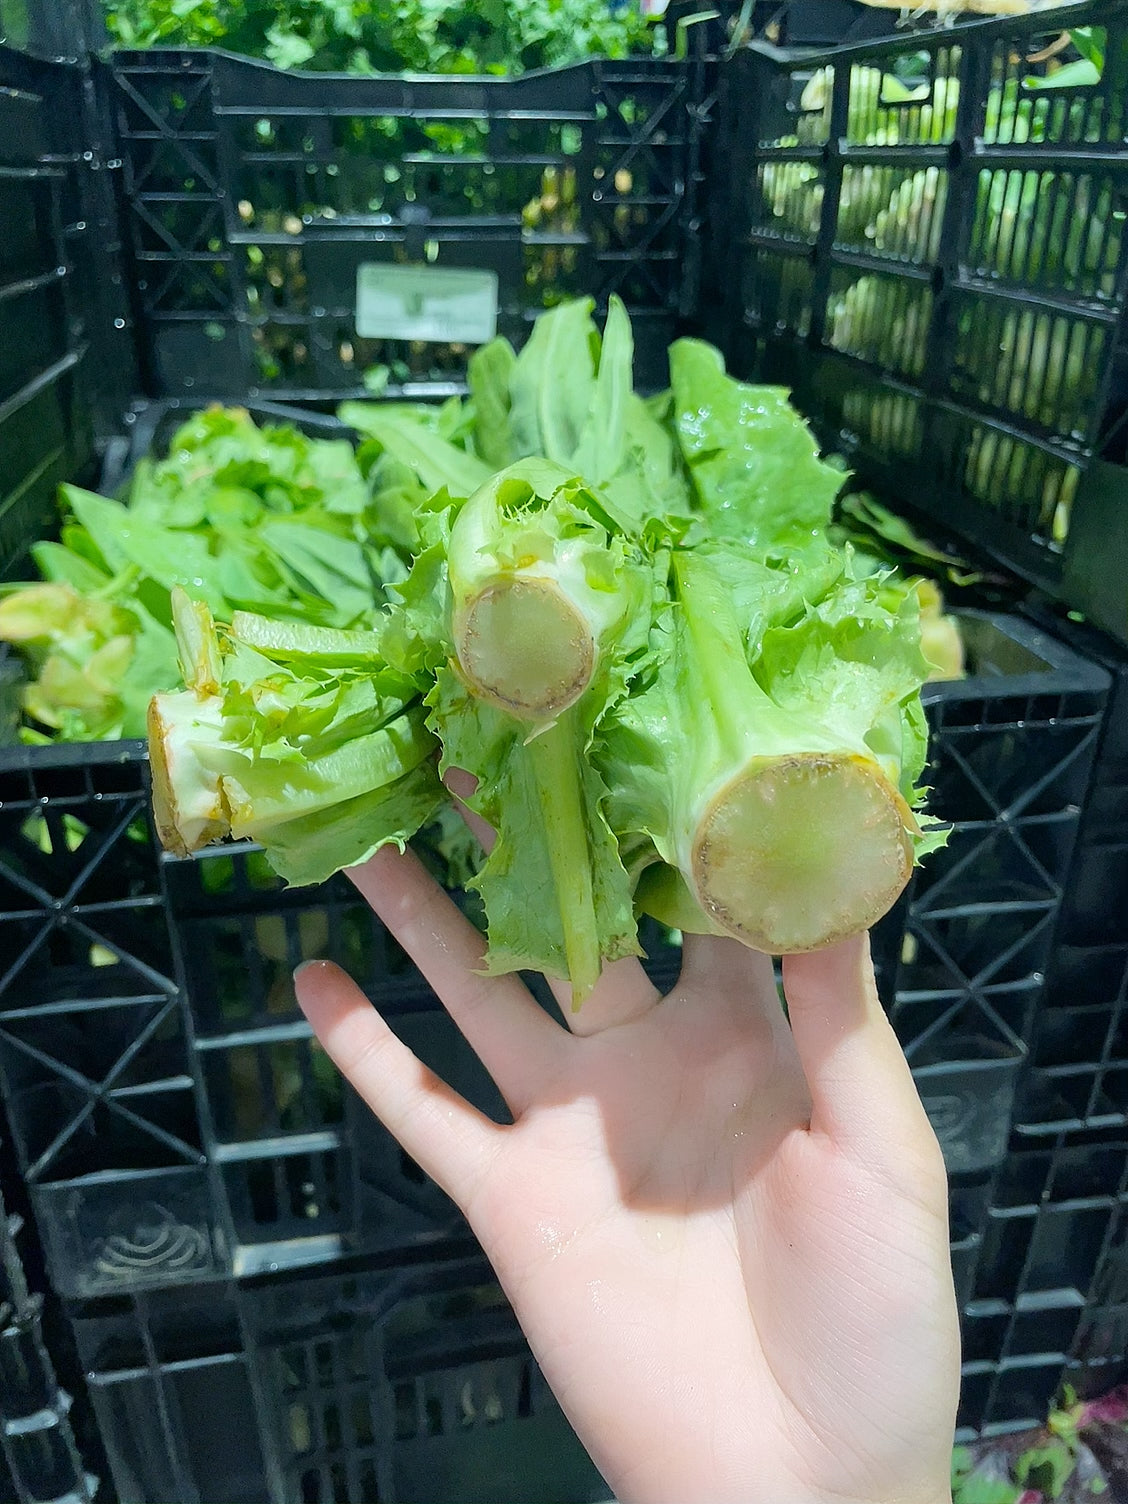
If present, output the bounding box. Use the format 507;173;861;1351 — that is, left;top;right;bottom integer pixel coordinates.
293;959;328;983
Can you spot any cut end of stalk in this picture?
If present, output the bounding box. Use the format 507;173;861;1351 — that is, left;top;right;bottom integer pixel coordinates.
691;753;913;954
147;692;231;858
458;578;594;719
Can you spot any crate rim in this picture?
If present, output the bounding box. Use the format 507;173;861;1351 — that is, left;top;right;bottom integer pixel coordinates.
926;608;1110;704
0;739;147;775
108;45;685;88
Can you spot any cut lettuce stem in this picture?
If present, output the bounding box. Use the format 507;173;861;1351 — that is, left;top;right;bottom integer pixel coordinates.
147;690;231;857
672;551;914;954
526;707;601;1009
455;576;594;719
445;461;638;722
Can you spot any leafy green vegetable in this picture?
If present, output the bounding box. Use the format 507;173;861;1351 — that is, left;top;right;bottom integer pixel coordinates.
0;582;175;743
152;301;941;1004
1025;29;1106;91
392;458;662;998
671;339;842;545
602;539;939;955
0;406;407;743
104;0;662;75
149;591;441;886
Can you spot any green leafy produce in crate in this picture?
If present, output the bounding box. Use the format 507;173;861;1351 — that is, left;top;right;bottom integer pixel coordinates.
757;27;1120;550
103;0;663;74
0;296;963;1001
141;300;947;1005
0;407;408;741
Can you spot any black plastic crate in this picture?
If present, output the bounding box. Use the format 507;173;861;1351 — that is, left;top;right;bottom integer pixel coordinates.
986;607;1128;1425
71;1251;609;1504
880;612;1110;1181
0;40;136;582
3;16;1128;1452
714;1;1128;643
1014;610;1128;1141
108;45;710;402
952;1126;1128;1435
0;745;363;1298
0;1180;100;1504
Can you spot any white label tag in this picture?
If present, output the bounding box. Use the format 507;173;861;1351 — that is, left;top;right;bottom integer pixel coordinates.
355;264;499;344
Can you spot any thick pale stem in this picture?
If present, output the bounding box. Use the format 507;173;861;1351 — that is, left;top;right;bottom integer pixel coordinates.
692;752;913;953
673;550;760;765
457;578;594;720
672;550;914;953
527;709;601;1008
147;691;230;856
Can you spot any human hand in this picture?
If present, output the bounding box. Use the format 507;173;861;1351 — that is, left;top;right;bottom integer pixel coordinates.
296;843;960;1504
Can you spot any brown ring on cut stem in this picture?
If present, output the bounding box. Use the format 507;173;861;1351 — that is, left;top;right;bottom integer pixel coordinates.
458;578;594;719
691;752;913;955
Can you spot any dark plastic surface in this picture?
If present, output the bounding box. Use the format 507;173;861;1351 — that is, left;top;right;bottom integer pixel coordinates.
0;41;136;582
886;613;1108;1184
109;44;712;402
1014;611;1128;1141
951;1128;1128;1434
956;610;1128;1430
713;0;1128;641
73;1251;608;1504
0;1181;98;1504
0;0;105;61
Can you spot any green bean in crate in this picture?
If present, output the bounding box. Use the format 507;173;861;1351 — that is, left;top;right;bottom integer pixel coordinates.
715;2;1128;635
110;46;708;400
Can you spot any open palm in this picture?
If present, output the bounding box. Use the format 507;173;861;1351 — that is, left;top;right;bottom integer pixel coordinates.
297;844;960;1504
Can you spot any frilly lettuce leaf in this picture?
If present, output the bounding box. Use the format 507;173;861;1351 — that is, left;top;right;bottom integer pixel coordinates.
669;339;844;547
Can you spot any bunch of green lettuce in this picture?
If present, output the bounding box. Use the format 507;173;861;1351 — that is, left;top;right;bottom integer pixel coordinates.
152;300;944;1003
0;406;408;743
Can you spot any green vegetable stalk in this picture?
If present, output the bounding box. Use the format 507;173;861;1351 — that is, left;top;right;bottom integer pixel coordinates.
603;542;937;954
148;590;443;885
383;457;660;1008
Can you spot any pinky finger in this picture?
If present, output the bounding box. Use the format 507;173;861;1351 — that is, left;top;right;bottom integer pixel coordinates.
295;960;504;1210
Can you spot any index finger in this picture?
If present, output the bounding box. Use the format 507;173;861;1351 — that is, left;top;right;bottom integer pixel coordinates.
347;843;568;1115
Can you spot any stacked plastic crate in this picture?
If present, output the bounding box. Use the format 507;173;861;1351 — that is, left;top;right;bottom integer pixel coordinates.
0;26;137;1501
1011;612;1128;1417
717;0;1128;606
0;1180;97;1504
